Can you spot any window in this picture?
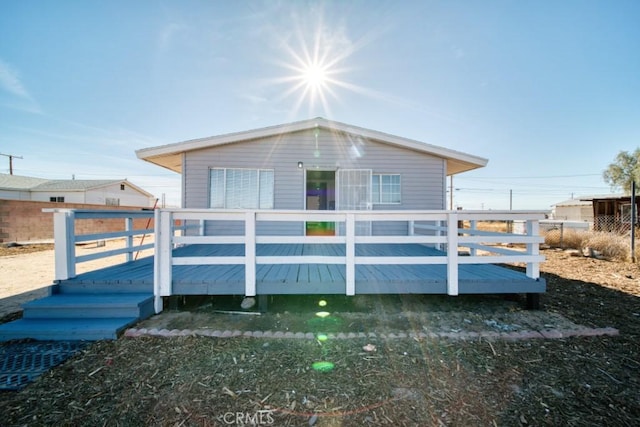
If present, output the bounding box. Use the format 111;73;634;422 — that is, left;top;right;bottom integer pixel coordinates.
210;168;274;209
120;184;125;191
106;198;120;206
621;204;632;223
49;196;65;203
372;174;401;204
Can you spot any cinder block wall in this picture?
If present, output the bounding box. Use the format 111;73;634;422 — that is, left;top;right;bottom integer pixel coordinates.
0;199;155;243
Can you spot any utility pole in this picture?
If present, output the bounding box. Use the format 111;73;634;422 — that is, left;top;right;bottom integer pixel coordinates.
0;153;23;175
631;180;637;263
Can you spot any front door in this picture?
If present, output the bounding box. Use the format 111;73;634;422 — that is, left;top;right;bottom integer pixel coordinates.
336;169;372;235
305;170;336;235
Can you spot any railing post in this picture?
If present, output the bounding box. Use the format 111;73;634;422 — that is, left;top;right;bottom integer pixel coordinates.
53;210;76;281
125;216;133;262
345;213;356;296
469;219;477;257
245;211;256;297
447;212;459;295
408;220;415;236
436;220;444;251
526;219;540;279
154;209;173;313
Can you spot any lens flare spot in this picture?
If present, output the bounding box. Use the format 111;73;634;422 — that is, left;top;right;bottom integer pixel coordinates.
312;361;335;372
318;300;327;307
315;311;331;318
317;333;328;342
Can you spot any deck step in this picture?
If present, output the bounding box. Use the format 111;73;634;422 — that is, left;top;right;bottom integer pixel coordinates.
56;282;153;294
22;294;154;320
0;318;138;341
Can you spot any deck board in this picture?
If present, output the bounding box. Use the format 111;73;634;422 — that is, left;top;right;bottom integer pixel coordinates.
61;243;545;295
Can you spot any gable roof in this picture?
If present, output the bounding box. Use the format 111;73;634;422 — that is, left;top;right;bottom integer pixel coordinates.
553;198;592;207
31;179;123;192
136;117;488;175
0;173;154;197
0;174;49;190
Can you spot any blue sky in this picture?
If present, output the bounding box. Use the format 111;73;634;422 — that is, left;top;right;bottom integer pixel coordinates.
1;0;638;209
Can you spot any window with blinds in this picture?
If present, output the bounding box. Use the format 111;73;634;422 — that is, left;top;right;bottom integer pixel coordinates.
209;168;274;209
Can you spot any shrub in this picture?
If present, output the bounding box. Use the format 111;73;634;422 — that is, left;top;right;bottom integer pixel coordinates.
543;228;634;262
582;232;630;261
543;228;587;250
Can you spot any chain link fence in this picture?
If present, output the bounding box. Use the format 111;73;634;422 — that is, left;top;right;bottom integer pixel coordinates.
594;215;639;234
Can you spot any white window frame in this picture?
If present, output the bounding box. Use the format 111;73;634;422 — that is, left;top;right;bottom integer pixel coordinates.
620;203;632;223
372;174;401;205
209;167;274;209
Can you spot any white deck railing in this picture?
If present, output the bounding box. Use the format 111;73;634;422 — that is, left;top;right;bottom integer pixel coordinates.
47;209;546;314
45;209;155;281
153;209;546;313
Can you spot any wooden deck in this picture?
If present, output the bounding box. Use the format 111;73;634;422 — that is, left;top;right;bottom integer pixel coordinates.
60;243;545;295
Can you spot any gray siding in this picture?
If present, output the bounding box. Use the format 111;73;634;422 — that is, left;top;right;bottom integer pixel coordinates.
183;128;446;236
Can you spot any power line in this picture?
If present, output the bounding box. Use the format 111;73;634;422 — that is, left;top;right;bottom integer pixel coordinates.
458;173;601;180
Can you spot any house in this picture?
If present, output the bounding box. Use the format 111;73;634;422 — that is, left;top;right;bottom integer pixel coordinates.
0;119;547;342
581;194;640;232
0;173;155;207
552;198;594;223
136;117;488;233
0;174;156;242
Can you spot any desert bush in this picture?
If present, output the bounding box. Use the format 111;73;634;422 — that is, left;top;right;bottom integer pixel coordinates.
543;228;635;261
582;232;630;261
543;228;587;250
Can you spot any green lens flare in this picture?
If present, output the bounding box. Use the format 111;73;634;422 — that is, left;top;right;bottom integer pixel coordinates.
312;361;335;372
318;299;327;307
315;311;331;318
317;333;328;342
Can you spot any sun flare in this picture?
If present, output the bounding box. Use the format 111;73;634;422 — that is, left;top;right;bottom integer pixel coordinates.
267;8;383;117
302;63;329;90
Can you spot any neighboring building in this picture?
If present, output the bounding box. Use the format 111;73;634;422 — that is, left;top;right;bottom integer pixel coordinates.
136;117;488;235
552;198;594;223
0;173;155;207
582;194;640;232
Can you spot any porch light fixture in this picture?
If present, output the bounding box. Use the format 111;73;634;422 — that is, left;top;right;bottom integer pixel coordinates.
298;161;304;169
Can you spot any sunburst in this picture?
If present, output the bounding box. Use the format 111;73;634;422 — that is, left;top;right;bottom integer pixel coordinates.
265;8;367;117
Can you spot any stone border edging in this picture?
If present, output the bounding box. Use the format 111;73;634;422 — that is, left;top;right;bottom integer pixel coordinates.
124;326;619;341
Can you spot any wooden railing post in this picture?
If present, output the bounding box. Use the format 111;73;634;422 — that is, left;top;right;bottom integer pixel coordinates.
447;212;459;295
436;219;444;251
245;211;256;297
526;219;540;279
154;209;173;313
345;213;356;296
53;210;76;281
469;219;478;257
125;216;133;262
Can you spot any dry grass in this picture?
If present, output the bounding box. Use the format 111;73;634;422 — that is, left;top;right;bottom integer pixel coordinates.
543;229;639;262
474;221;639;262
468;221;510;233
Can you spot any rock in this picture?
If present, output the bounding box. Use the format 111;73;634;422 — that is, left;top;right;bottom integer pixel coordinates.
240;297;256;309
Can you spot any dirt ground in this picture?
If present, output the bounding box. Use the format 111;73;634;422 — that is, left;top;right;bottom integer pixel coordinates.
0;246;639;425
0;239;153;319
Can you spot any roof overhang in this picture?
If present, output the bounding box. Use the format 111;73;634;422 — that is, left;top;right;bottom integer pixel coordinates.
136;118;488;175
